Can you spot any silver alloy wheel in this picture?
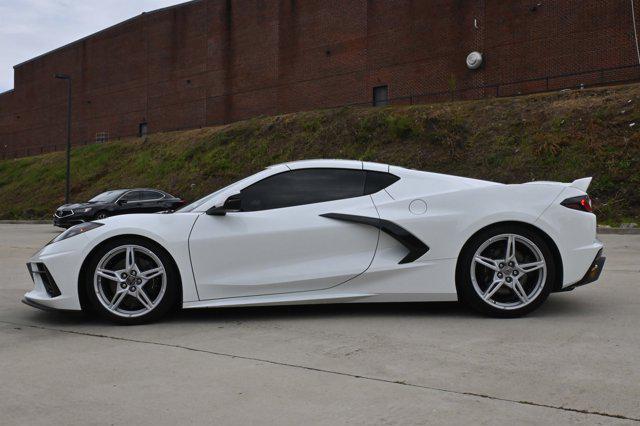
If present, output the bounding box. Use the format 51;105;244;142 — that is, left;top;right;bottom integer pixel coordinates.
93;245;167;318
470;233;547;310
96;212;108;219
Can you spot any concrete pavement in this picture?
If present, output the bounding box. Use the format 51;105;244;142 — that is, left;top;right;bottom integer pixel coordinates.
1;224;638;425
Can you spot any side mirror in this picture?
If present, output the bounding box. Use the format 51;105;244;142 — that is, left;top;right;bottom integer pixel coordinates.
206;193;242;216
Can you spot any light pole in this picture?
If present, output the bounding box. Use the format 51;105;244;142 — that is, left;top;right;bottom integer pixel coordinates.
55;74;72;204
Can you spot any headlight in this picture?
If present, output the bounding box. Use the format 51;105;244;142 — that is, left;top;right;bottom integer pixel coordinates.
51;222;104;244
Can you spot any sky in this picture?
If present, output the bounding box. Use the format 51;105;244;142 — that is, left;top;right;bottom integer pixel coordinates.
0;0;186;92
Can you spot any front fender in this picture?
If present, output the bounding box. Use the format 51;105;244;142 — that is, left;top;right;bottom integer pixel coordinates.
79;213;201;302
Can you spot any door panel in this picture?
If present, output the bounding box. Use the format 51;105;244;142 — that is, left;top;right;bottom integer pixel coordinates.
140;191;166;213
126;201;144;214
117;191;143;214
189;196;380;300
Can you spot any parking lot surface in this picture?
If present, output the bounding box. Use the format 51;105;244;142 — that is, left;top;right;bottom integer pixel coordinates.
0;224;638;425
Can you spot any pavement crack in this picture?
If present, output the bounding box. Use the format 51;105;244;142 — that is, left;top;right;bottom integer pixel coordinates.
3;320;639;422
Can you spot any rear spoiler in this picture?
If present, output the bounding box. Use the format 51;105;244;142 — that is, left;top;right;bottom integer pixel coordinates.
570;177;592;192
523;177;592;192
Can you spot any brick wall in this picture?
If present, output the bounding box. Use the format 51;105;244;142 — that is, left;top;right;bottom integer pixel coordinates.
1;0;639;159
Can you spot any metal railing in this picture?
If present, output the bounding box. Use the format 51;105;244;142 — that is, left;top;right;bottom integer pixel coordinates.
2;63;640;160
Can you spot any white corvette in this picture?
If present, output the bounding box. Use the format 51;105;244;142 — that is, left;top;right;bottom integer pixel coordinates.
24;160;605;324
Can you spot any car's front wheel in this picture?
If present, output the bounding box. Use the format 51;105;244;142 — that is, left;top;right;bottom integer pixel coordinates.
85;238;179;324
456;225;556;317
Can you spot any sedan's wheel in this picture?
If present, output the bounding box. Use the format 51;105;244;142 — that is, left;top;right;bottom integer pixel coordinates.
95;211;108;220
456;225;555;317
85;238;179;324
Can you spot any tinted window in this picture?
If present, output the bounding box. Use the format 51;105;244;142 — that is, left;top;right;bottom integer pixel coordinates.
141;191;163;200
241;169;366;211
364;171;399;195
121;191;142;201
89;190;127;203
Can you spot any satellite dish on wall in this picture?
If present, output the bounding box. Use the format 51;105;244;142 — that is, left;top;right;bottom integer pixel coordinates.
466;51;483;70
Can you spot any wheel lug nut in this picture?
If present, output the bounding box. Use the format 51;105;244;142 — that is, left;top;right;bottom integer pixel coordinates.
497;272;503;278
499;263;505;268
513;270;519;276
136;278;142;285
508;261;515;267
120;283;127;289
130;270;137;276
506;277;513;283
130;286;136;292
121;273;128;279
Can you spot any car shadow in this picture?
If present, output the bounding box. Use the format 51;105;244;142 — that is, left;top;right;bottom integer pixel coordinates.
167;295;599;324
535;292;607;317
24;301;471;327
22;293;598;327
169;301;474;323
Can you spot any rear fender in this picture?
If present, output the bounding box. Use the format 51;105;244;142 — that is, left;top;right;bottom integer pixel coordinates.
535;186;600;287
374;183;566;261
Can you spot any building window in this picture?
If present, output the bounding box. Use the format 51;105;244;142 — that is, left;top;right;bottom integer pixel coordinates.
95;132;109;143
139;122;148;137
373;85;389;107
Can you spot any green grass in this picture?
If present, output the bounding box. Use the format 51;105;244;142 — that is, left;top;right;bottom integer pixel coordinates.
1;83;640;225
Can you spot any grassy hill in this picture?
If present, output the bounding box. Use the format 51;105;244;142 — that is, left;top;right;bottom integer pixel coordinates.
1;83;639;225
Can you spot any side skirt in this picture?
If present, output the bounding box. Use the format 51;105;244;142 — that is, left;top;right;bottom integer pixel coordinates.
183;292;373;309
182;291;458;310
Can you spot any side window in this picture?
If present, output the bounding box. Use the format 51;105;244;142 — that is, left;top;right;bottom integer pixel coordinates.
364;171;400;195
121;191;142;202
141;190;163;200
241;169;366;212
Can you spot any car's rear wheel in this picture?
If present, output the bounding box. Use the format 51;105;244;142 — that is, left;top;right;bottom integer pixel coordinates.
456;225;556;317
95;211;108;220
85;238;179;324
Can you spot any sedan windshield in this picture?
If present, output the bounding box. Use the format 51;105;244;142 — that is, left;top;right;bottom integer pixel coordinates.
89;190;127;203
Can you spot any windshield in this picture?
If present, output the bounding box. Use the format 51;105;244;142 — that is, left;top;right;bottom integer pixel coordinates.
177;188;228;212
177;168;273;212
89;190;127;203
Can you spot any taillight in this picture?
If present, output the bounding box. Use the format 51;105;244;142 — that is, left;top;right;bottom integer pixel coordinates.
561;195;593;213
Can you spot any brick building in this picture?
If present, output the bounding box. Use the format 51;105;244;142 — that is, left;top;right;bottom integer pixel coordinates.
1;0;640;159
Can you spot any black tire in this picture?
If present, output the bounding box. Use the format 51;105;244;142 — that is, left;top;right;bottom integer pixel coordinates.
95;211;109;220
456;224;556;318
84;237;180;325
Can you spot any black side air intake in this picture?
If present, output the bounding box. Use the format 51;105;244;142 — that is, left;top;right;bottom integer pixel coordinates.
27;263;62;297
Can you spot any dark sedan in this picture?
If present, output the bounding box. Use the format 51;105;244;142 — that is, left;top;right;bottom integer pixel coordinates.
53;188;186;228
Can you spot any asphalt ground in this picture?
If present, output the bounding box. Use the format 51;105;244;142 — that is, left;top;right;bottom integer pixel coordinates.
1;224;638;425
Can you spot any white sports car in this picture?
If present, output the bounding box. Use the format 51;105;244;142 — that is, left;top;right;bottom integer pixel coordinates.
24;160;605;324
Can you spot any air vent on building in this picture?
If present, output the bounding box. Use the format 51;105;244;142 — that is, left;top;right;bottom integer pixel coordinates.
95;132;109;143
373;85;389;107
